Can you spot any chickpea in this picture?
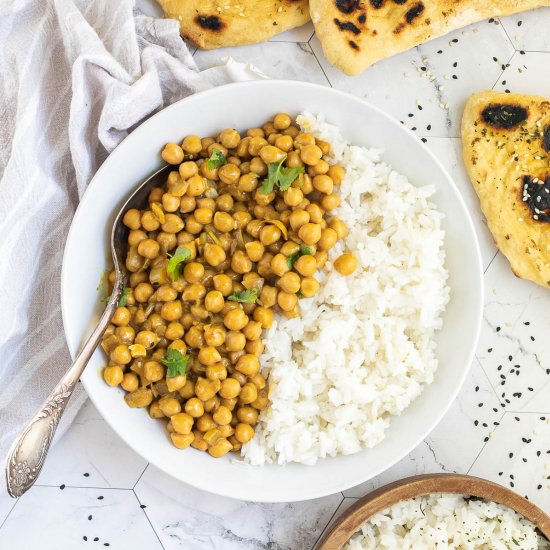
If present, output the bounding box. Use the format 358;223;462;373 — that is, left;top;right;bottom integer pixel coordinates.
135;330;159;349
256;285;275;308
273;113;291;130
219;128;240;149
162;142;184;164
213;406;232;426
295;133;316;147
201;291;223;315
180;195;196;213
123;209;141;230
242;320;262;342
259;145;286;164
275;134;293;152
166;374;187;393
294;254;317;277
298;223;321;245
300;276;320;297
190;430;208;451
161;213;184;234
143;360;164;382
247;127;264;138
218;163;241;185
329;217;348;239
158;396;181;417
200;243;225;268
157;232;177;252
213;273;233;296
253;306;273;329
213;211;235;233
321;193;340;211
228;251;250;275
259;224;281;246
196;413;216;432
195;377;218;402
216;194;234;214
179;379;196;400
277;291;298;312
203;395;221;413
315;250;328;269
111;306;130;327
237;406;259;425
120;372;139;392
149;401;164;419
224;331;246;352
185;326;204;348
124;387;153;408
235;423;254;444
299;144;323;166
325;163;343;184
223;308;249;331
103;365;123;387
171;412;194;434
206;363;227;381
251;389;269;411
289;209;310;232
250;372;267;390
219;377;241;399
201;137;215;155
317;228;338;250
248;136;268;156
308;159;330;176
140;211;160;232
235;354;260;377
179;160;198;180
283;187;303;207
277;272;301;294
240;383;258;405
128;229;147;247
208;438;232;458
115;326;135;345
181;262;203;284
181;283;206;301
185;397;204;418
182;135;202;154
110;345;131;365
160;300;183;322
241;241;263;263
246;338;265;357
313;174;334;194
171;432;195;449
155;284;176;302
249;156;267;177
198;346;222;366
334;253;357;275
126;247;145;273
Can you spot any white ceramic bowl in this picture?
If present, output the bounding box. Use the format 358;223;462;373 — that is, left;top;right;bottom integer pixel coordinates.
62;80;483;503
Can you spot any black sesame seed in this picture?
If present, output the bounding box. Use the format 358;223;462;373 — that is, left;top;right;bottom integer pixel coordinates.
408;113;414;117
484;436;489;442
509;452;514;458
541;417;546;421
528;387;533;392
421;138;427;143
510;474;515;479
88;515;92;521
508;355;513;361
520;50;525;55
140;504;147;509
496;326;501;332
515;417;520;421
488;348;493;353
411;127;417;131
478;403;483;407
418;105;423;110
523;458;528;463
83;536;88;541
474;420;479;426
510;482;515;487
59;484;65;490
453;61;458;67
437;50;442;54
530;336;535;341
426;124;431;130
493;56;498;62
498;365;502;371
97;496;104;500
452;75;458;80
94;537;99;542
518;20;522;26
538;485;542;490
451;38;458;43
537;451;541;456
83;473;90;477
524;321;530;325
498;472;503;476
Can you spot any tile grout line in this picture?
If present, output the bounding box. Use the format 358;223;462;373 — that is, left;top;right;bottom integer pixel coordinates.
308;45;334;89
311;494;346;549
483;250;499;275
34;484;134;491
475;355;506;406
496;17;516;50
133;463;150;490
0;497;20;531
132;489;167;550
466;409;507;474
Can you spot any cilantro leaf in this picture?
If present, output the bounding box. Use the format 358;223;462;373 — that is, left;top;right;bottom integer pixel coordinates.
161;348;189;378
167;247;192;281
277;165;305;191
101;287;131;306
227;288;259;304
205;149;227;170
286;245;313;269
259;156;304;194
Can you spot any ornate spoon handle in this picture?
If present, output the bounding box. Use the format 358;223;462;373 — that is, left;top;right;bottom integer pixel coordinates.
5;280;125;498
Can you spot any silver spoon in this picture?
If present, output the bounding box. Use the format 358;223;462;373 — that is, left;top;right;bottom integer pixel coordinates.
5;164;172;498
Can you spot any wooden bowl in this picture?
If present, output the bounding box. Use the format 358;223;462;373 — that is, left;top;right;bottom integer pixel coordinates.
316;474;550;550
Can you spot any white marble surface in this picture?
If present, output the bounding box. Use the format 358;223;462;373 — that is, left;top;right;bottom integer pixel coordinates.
2;4;550;549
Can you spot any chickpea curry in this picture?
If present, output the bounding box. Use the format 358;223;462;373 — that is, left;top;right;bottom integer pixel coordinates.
100;113;357;459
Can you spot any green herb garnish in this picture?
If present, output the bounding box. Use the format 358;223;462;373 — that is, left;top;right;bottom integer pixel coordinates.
167;246;192;281
101;287;130;306
227;288;259;304
161;348;189;378
286;245;313;269
259;156;305;194
205;149;227;170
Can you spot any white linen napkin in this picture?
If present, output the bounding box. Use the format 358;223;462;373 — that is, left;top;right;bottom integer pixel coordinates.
0;0;265;466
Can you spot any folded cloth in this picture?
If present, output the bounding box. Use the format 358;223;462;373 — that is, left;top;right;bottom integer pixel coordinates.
0;0;265;467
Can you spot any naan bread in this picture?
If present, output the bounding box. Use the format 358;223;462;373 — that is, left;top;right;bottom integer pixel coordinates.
309;0;550;76
156;0;310;49
462;91;550;289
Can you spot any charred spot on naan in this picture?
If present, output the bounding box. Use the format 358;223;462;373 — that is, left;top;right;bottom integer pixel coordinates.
543;126;550;152
480;104;528;129
336;0;361;13
195;15;225;32
521;175;550;223
393;2;425;34
334;18;361;34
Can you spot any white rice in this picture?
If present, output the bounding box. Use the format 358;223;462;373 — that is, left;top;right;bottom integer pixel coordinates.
241;112;450;465
344;493;550;550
